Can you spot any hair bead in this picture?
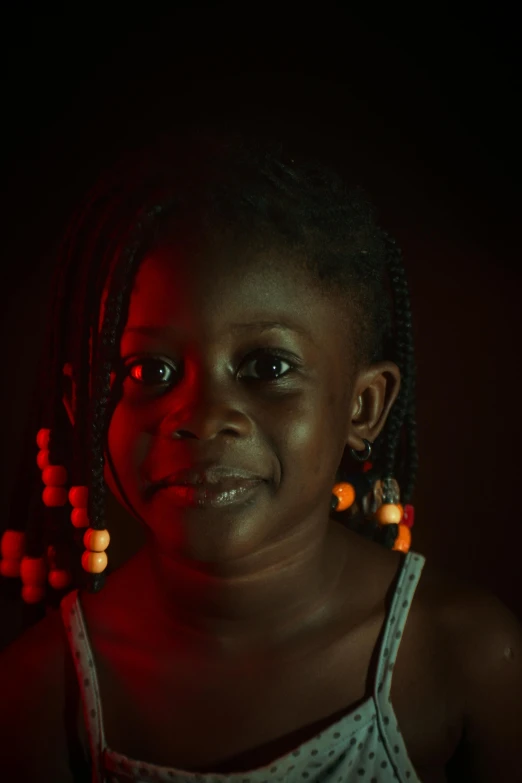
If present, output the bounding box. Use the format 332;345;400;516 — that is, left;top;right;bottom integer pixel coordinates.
36;428;51;449
0;559;21;578
402;504;415;528
20;556;47;586
48;569;73;590
36;449;51;470
71;507;90;528
1;529;26;560
69;486;89;508
81;550;108;574
42;486;68;507
42;465;68;487
331;482;356;512
83;528;110;552
375;503;403;525
392;524;412;553
22;585;47;604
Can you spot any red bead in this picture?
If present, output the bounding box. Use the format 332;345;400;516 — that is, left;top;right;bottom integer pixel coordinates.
48;569;72;590
22;585;46;604
69;486;89;508
42;486;68;507
1;529;26;559
20;556;47;586
36;428;51;449
71;508;89;528
362;462;373;473
42;465;68;487
36;449;51;470
402;504;415;529
0;558;21;578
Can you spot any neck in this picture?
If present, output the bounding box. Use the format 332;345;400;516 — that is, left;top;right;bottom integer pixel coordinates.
123;519;350;659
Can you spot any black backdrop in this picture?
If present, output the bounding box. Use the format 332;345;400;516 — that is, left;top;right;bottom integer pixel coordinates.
1;4;520;648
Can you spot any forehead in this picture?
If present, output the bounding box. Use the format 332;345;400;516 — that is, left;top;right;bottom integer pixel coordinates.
125;242;349;347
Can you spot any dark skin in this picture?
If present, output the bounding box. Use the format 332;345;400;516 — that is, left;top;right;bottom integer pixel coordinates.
99;238;400;657
61;237;522;781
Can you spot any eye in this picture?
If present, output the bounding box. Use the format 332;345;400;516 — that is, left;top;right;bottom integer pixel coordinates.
125;358;177;386
240;351;295;381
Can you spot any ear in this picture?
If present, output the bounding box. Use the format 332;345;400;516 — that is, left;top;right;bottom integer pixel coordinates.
346;361;402;451
62;362;76;427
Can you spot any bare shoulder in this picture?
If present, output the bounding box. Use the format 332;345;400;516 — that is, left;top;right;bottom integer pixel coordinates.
415;558;522;782
417;557;522;662
0;606;76;782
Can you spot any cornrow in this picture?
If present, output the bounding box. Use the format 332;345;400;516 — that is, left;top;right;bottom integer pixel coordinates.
1;131;420;607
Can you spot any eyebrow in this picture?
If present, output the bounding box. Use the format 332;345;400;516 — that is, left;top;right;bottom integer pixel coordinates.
124;321;316;345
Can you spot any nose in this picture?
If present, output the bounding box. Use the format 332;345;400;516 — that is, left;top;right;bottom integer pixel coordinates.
158;360;253;442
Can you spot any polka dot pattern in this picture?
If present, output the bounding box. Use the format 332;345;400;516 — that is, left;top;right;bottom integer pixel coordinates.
59;551;426;783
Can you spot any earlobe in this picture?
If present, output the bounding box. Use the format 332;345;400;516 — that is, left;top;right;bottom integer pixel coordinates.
62;363;76;427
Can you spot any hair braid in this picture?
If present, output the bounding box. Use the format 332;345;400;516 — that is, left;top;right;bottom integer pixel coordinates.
86;206;166;593
381;235;418;503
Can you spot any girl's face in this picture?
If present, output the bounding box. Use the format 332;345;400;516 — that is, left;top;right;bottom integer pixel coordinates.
103;238;358;564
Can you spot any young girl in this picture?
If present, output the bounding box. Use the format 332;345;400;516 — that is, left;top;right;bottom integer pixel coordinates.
1;130;521;783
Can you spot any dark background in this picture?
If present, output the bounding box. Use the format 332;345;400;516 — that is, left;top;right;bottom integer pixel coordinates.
1;4;520;648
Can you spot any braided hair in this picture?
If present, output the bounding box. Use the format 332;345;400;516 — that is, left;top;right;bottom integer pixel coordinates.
1;129;419;609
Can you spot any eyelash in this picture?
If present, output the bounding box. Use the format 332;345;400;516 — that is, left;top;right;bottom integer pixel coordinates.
123;350;300;388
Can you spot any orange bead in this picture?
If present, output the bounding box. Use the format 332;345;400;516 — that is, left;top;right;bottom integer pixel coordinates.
69;486;89;508
20;556;47;586
42;465;68;487
81;550;108;574
375;503;403;525
71;508;89;528
36;449;51;470
0;558;21;578
48;569;72;590
36;428;50;449
331;482;356;512
42;486;68;507
83;528;110;552
393;524;412;553
22;585;46;604
1;529;26;559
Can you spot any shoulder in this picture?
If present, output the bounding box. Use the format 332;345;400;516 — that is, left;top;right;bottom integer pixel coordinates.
0;604;76;782
416;556;522;683
421;560;522;681
418;560;522;782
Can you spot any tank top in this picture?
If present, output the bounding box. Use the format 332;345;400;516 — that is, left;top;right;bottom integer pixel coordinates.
60;550;426;782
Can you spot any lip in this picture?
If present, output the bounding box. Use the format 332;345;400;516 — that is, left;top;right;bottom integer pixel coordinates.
159;479;264;508
156;464;265;487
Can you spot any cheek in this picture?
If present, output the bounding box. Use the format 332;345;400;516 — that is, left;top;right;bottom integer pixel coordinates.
105;403;150;500
281;396;339;486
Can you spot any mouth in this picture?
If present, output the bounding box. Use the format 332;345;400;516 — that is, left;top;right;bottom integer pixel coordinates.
157;478;265;508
